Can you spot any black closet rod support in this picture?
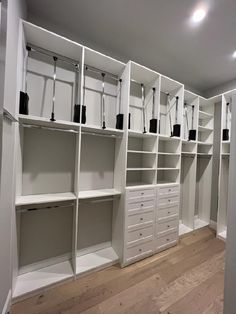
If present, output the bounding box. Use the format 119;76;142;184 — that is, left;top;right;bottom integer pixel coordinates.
26;44;80;67
85;64;121;82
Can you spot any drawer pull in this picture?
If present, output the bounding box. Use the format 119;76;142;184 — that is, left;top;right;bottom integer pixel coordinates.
167;225;170;228
139;233;143;236
168;199;171;202
166;238;170;242
168;211;171;214
140;217;143;221
168;189;172;192
139;248;142;252
141;203;144;207
141;192;144;195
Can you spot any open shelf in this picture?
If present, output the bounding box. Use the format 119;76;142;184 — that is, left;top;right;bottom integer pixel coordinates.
157;167;180;171
198;126;213;133
158;137;181;154
157;168;179;184
76;247;118;276
13;260;73;299
126;169;156;186
127;168;156;171
81;124;123;137
19;115;80;132
127;150;156;155
79;189;121;200
16;192;76;206
199;110;213;120
128;130;157;138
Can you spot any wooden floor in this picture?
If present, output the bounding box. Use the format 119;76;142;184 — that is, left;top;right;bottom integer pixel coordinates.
12;227;225;314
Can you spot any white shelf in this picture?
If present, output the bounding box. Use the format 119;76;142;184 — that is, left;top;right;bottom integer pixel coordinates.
159;134;181;141
156;181;179;186
157;167;180;171
13;260;73;299
127;168;156;171
198;126;213;133
181;152;196;157
197;153;212;157
19;115;80;132
79;189;121;200
198;142;213;146
199;111;213;120
76;247;118;276
182;139;197;144
194;218;209;230
222;153;230;157
16;192;76;206
128;130;157;138
126;182;155;189
222;140;230;144
127;150;156;155
179;223;193;236
158;152;180;156
81;124;123;137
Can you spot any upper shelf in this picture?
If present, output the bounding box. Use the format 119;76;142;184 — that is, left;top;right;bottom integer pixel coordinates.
22;20;83;61
199;111;213;120
128;130;157;138
79;189;121;200
16;192;76;206
81;124;124;137
130;61;160;85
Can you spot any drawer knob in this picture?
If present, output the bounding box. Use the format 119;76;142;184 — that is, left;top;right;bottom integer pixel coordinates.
169;189;171;192
139;248;142;252
168;199;171;202
140;217;143;221
168;211;170;214
141;192;144;195
141;203;144;207
167;238;170;241
167;225;170;228
139;233;143;236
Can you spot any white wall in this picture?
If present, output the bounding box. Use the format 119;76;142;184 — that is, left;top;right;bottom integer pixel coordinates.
0;0;26;312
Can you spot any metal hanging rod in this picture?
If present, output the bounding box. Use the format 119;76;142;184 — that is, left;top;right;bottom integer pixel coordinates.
27;44;80;67
81;131;121;138
20;123;79;134
85;64;120;82
17;202;74;213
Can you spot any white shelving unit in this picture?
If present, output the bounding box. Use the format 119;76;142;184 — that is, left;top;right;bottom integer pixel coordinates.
217;90;234;241
12;19;219;300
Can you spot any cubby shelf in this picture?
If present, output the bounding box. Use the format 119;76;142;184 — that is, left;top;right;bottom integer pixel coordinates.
15;192;76;206
19;115;80;132
198;142;213;145
159;135;181;141
126;168;156;171
127;150;156;155
197;153;212;157
181;152;196;156
128;130;157;138
81;124;124;137
198;111;213;120
76;247;118;276
221;153;230;157
13;260;74;299
158;152;180;156
78;189;121;200
157;167;180;170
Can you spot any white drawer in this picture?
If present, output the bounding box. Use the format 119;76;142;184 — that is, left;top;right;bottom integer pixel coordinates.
158;185;179;198
156;219;178;237
127;188;155;202
127;199;155;213
125;240;153;261
157;205;178;221
156;231;178;249
127;225;154;245
158;195;179;208
127;210;154;229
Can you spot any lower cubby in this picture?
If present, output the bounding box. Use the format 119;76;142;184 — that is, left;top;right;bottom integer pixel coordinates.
13;201;74;299
179;155;196;235
194;155;212;229
76;199;119;275
126;169;156;186
157;169;180;184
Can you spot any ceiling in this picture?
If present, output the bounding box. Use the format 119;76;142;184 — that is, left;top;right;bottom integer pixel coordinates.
26;0;236;94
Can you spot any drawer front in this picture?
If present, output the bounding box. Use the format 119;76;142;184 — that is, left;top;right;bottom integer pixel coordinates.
127;211;154;228
125;240;153;261
127;188;155;202
156;232;178;249
156;219;178;236
127;199;155;213
127;225;154;244
159;185;179;198
158;195;179;208
157;205;179;220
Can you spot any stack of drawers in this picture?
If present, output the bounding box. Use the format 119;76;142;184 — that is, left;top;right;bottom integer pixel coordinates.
123;187;155;265
155;184;180;252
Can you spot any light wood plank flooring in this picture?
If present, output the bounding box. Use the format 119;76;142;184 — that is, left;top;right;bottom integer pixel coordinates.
12;227;225;314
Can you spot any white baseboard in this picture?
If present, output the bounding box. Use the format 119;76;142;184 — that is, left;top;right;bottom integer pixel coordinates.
210;220;217;231
2;289;11;314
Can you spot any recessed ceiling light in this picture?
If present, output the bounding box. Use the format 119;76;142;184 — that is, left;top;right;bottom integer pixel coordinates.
233;51;236;58
192;8;207;23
